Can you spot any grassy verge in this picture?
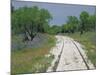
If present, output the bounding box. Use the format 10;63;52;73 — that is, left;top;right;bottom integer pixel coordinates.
67;31;96;67
11;34;56;74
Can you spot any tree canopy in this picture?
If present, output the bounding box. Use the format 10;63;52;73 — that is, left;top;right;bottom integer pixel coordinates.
12;6;52;41
60;11;95;34
12;5;96;41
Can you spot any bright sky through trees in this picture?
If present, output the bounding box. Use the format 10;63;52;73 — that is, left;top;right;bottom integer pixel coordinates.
12;1;95;25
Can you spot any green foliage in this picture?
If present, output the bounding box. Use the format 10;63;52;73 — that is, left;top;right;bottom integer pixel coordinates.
11;4;14;13
11;34;56;74
61;24;68;33
61;11;96;34
49;25;62;34
12;6;95;36
67;16;79;33
79;11;96;34
80;11;89;33
61;16;79;33
68;31;96;66
88;15;96;31
12;6;52;40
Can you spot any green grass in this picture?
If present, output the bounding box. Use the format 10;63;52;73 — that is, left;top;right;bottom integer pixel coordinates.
11;34;56;74
67;31;96;67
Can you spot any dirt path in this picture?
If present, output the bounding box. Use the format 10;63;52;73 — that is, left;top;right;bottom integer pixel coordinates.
47;35;95;72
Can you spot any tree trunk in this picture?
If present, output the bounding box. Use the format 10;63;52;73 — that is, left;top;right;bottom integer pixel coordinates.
23;25;37;41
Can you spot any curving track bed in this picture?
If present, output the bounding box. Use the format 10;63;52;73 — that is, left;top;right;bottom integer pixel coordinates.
47;35;95;72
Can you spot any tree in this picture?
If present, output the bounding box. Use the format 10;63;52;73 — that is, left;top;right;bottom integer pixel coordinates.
12;6;52;41
68;16;79;33
11;3;14;13
80;11;89;34
36;8;52;33
88;14;96;31
63;16;79;33
61;24;69;33
47;25;61;34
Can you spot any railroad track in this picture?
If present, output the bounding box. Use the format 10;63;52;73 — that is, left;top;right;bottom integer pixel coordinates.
56;36;93;71
71;40;90;70
53;37;64;71
47;35;94;72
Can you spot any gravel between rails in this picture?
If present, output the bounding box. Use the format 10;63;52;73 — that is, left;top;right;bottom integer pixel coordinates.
47;35;95;72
